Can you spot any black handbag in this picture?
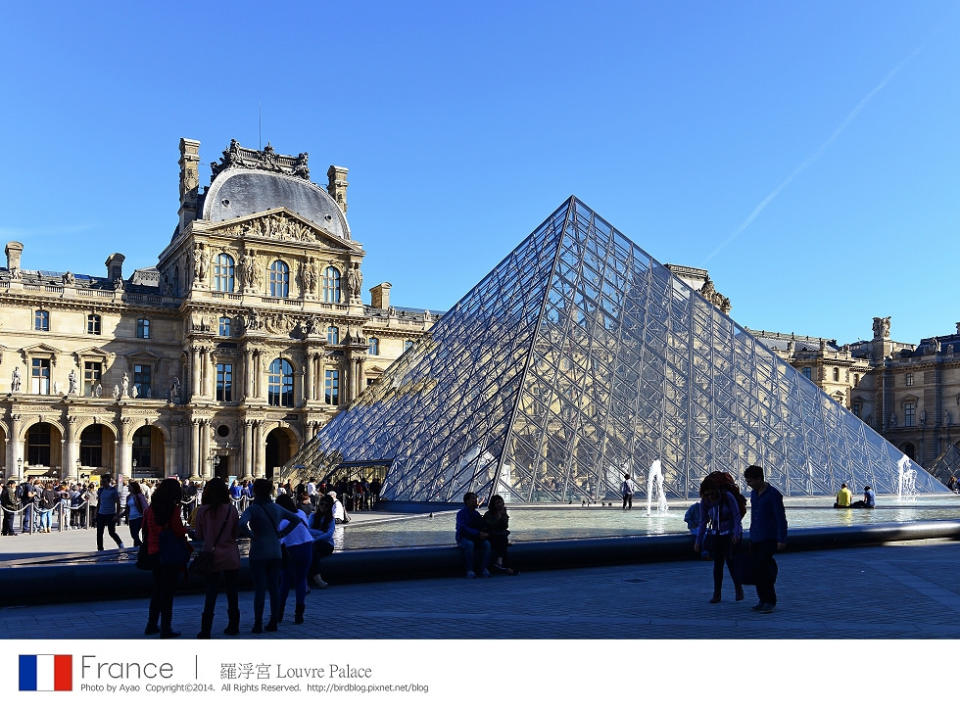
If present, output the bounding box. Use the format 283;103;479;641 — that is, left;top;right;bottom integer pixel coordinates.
135;540;156;571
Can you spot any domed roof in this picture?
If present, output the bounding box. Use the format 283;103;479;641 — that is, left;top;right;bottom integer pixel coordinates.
202;168;350;240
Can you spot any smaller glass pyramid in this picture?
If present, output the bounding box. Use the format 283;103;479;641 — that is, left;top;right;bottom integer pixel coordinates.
286;197;947;503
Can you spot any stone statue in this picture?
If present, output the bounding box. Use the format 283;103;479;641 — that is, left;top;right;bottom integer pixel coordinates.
346;264;363;301
238;251;253;289
293;152;310;179
296;262;307;295
169;376;181;403
113;384;120;400
62;271;75;285
113;278;124;291
873;316;891;339
131;384;139;399
93;383;102;398
68;369;78;395
121;372;130;399
193;242;207;282
11;366;21;392
307;261;319;294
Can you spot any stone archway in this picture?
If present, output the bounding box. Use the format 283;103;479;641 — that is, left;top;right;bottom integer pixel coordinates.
131;425;166;478
901;442;917;461
78;423;117;477
264;427;298;480
24;421;63;478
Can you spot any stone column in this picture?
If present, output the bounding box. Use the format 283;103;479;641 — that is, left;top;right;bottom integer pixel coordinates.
191;418;200;478
191;346;201;401
255;351;262;398
298;366;307;408
243;420;253;479
252;421;261;477
244;348;254;399
117;417;131;479
303;355;313;405
206;349;216;400
7;414;22;481
63;416;78;482
200;419;210;479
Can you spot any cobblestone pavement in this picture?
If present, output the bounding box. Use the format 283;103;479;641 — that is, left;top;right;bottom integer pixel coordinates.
2;539;960;639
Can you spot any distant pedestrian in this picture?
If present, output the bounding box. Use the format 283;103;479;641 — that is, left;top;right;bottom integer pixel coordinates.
95;474;124;550
1;479;20;535
126;481;148;546
621;474;636;510
743;465;787;614
834;482;852;508
483;494;516;575
850;485;876;509
19;478;36;533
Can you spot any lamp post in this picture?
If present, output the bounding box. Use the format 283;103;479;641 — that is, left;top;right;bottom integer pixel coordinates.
76;457;82;485
17;457;23;480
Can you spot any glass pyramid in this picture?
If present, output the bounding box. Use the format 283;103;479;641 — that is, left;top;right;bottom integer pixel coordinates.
287;197;947;503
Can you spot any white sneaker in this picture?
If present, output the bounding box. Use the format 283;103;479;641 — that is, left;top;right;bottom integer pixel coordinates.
312;574;328;589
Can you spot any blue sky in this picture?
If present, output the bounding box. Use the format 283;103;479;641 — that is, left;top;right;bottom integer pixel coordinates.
1;1;957;345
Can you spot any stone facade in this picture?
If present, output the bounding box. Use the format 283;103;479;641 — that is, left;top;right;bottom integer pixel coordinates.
0;139;437;482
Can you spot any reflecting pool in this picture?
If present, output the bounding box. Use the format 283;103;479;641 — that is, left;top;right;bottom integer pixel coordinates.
339;495;960;551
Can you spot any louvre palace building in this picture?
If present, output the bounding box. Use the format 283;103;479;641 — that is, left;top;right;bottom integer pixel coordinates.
0;138;436;483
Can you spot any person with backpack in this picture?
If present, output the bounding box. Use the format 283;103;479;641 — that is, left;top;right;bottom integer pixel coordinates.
95;474;125;550
621;473;636;510
19;478;36;533
694;471;745;603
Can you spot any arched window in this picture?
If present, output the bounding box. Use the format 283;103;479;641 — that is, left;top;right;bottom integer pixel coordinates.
34;309;49;331
367;337;379;356
136;318;151;339
323;266;341;303
404;340;414;352
218;316;231;337
214;253;235;292
327;326;340;345
269;260;290;298
267;358;294;407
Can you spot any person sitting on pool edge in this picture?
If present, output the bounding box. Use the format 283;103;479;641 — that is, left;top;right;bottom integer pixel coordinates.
850;485;876;509
455;492;491;579
834;483;852;508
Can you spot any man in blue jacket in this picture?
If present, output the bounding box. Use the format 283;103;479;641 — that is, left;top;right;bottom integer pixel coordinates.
455;492;490;579
744;465;787;614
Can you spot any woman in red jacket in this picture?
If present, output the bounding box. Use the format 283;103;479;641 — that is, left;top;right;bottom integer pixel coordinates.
143;478;190;638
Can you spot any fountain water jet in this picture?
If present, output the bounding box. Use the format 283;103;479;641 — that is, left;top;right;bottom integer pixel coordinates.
897;455;918;502
646;459;668;515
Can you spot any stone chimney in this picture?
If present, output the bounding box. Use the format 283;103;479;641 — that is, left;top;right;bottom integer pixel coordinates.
327;165;349;214
370;282;392;310
5;241;24;276
178;138;201;232
106;253;125;281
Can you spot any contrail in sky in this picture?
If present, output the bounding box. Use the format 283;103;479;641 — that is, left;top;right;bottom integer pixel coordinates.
703;43;925;264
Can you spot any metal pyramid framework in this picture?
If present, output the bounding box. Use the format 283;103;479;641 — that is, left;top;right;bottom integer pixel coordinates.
287;197;946;503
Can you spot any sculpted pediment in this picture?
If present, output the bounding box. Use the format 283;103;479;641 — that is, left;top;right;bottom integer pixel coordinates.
19;342;61;365
208;209;360;253
73;347;115;367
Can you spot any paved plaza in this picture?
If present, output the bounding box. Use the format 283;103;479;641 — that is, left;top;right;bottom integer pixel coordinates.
2;537;960;639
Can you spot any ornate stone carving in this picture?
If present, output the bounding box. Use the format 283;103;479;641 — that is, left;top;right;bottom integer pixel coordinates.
216;213;324;242
10;365;21;392
68;369;78;395
121;372;130;399
346;263;363;303
699;277;731;314
873;316;891;339
169;376;181;404
62;271;75;285
209;139;311;180
193;242;209;283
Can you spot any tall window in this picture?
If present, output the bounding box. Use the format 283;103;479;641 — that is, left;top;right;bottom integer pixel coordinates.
832;367;840;382
132;426;152;468
133;364;152;398
87;313;102;335
324;369;340;405
404;340;414;352
852;401;862;418
27;423;52;466
267;358;294;407
31;357;50;395
323;266;341;303
136;318;151;339
801;366;812;380
83;361;102;396
80;424;103;467
905;373;914;386
904;401;916;427
269;260;290;298
327;326;340;344
853;373;860;386
367;337;379;356
219;316;231;337
214;253;235;292
34;309;49;331
216;362;233;402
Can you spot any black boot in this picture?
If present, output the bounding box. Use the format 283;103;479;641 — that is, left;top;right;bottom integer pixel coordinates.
265;615;279;632
224;610;240;636
196;611;214;639
251;619;263;634
294;604;305;625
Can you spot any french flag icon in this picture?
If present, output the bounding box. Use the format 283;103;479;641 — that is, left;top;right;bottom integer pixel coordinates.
19;655;73;691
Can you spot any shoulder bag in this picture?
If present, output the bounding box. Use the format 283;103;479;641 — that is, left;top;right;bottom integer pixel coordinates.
189;507;231;576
